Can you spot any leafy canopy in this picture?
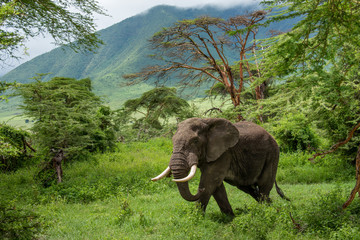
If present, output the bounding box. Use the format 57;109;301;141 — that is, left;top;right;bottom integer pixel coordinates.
0;0;107;62
260;0;360;143
262;0;360;75
16;76;116;159
124;87;190;129
261;0;360;208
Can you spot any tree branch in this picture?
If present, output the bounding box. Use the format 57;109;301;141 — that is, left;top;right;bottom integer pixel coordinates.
309;122;360;162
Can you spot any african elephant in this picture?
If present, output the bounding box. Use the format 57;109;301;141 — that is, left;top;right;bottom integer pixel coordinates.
152;118;288;216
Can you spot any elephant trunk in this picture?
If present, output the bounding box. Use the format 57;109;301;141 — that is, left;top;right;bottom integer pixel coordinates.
170;154;203;202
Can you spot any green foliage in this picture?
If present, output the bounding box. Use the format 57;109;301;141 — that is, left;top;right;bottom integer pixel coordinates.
0;81;19;102
0;0;106;62
205;82;228;99
124;87;190;128
16;76;117;160
28;138;173;204
260;0;360;156
0;124;34;171
0;202;43;240
114;199;134;226
231;202;293;239
299;188;360;238
262;0;360;75
268;113;320;152
302;68;360;154
119;87;194;141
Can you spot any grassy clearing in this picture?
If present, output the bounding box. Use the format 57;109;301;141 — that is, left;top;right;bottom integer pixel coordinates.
1;138;360;239
29;183;359;240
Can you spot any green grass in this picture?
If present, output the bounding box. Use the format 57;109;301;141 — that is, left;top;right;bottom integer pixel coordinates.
1;138;360;239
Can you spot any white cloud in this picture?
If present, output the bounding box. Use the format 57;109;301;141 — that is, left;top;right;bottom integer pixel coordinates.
95;0;260;29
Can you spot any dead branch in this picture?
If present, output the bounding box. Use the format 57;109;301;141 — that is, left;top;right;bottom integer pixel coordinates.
24;140;36;152
309;122;360;162
204;107;223;115
289;212;304;232
307;122;360;209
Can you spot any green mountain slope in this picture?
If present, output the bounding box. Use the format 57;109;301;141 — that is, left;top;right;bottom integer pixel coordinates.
1;4;294;110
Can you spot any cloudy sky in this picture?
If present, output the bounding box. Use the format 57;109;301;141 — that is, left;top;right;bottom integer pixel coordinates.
1;0;260;75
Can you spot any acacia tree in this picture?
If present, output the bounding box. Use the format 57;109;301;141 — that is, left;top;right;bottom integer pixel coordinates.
17;76;117;160
222;11;268;102
122;87;191;140
125;12;268;121
261;0;360;208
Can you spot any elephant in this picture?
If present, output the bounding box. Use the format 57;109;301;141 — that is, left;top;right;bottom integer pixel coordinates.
152;118;288;216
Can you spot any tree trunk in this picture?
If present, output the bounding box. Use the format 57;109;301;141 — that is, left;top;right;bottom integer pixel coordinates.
343;144;360;209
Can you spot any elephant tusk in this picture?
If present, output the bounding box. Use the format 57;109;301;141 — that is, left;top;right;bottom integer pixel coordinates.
151;166;171;181
172;165;197;183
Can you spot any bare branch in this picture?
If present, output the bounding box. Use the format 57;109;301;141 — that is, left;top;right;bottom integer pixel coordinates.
309;122;360;162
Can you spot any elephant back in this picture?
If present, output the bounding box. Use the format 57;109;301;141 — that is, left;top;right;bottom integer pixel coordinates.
234;121;278;148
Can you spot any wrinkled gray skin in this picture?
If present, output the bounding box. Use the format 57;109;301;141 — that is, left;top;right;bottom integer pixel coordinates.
161;118;287;216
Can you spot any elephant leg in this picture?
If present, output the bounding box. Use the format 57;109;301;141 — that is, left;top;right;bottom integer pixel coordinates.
237;185;262;202
197;178;216;213
213;183;234;216
197;170;225;213
197;192;212;213
197;153;231;213
258;183;273;203
257;169;275;202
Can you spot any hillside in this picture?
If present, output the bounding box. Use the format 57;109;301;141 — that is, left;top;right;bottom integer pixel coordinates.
1;4;294;110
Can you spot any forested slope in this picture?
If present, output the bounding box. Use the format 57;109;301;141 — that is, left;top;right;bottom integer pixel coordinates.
1;4;295;108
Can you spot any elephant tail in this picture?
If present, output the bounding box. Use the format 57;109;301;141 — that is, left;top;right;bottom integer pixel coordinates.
275;181;290;201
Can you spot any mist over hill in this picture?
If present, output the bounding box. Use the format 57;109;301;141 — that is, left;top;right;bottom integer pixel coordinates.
1;4;293;109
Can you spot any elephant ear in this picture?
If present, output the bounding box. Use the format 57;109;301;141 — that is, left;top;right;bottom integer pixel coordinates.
203;118;239;162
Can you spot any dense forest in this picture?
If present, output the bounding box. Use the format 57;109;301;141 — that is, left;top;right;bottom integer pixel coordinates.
1;0;360;239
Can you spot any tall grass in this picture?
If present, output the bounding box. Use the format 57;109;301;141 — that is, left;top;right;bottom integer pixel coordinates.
1;138;359;239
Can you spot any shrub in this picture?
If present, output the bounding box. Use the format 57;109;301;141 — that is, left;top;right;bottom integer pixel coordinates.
0;124;35;172
269;113;320;152
0;202;42;240
231;202;294;240
299;188;360;238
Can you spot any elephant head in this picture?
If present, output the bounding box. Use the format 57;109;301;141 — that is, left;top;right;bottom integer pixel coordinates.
152;118;239;202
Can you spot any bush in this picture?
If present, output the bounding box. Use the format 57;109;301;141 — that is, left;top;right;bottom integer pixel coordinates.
299;188;360;238
0;124;35;172
231;202;295;240
269;113;320;152
0;202;42;240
